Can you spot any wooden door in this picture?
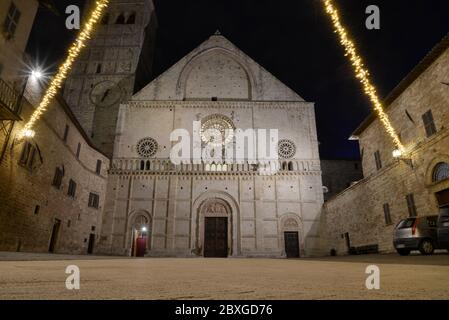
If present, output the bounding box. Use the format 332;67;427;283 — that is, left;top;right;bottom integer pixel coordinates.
48;219;61;253
136;236;146;257
204;217;228;257
87;233;95;254
284;231;300;258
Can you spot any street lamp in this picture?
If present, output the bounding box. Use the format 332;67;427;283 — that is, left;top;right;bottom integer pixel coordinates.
393;149;413;168
31;70;43;80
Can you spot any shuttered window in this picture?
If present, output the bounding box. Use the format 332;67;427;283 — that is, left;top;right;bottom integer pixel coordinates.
422;110;437;137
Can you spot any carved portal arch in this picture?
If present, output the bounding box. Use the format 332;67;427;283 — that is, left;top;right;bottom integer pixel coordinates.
192;191;240;256
278;213;304;256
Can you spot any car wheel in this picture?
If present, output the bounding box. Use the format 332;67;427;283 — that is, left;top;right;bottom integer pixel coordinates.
419;239;434;255
396;249;410;256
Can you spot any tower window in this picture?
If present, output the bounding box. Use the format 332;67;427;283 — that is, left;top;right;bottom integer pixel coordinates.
115;13;125;24
126;12;136;24
96;160;102;175
96;63;102;74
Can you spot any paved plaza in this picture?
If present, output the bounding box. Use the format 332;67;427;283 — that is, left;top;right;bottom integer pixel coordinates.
0;252;448;300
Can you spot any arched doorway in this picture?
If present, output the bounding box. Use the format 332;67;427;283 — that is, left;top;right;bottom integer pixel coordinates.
199;198;232;257
280;214;302;258
130;213;151;257
432;163;449;209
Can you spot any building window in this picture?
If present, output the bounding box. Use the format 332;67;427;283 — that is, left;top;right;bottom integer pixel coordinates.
406;193;417;217
52;167;64;189
96;63;102;74
19;141;36;170
96;160;102;175
67;179;77;198
374;150;382;170
34;205;40;215
88;193;100;209
3;2;21;38
422;110;437;137
63;125;69;142
383;203;392;225
67;220;71;228
76;143;81;159
433;162;449;183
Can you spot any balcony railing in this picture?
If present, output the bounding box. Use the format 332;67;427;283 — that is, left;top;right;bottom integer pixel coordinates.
0;77;20;120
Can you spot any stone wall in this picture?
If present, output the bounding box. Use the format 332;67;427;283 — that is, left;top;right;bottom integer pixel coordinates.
324;35;449;255
0;88;109;254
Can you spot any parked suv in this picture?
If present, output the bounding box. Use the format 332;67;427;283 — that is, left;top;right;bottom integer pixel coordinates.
393;216;438;255
438;208;449;250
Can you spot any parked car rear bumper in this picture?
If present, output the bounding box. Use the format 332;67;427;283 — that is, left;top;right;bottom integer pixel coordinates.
393;238;421;250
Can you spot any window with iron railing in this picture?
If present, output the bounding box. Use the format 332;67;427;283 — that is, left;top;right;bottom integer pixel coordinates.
0;77;19;115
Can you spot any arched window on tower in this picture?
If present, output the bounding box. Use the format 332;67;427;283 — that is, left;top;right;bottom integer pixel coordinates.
126;12;136;24
101;13;109;25
115;13;125;24
288;162;294;171
146;160;151;171
140;160;145;171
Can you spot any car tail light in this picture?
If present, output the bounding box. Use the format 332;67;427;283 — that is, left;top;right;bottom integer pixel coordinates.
412;219;418;235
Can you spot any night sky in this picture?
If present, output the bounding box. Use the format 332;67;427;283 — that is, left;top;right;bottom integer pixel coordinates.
26;0;449;159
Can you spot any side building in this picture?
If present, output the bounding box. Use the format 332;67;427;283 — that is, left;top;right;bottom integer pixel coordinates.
321;159;362;201
324;33;449;255
0;0;109;254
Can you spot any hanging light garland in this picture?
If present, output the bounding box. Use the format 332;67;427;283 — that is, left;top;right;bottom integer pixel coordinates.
19;0;109;139
322;0;405;152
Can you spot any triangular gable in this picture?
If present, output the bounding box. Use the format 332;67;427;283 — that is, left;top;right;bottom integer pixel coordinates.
132;33;305;102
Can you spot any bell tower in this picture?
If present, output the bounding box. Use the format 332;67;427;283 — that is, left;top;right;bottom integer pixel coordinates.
63;0;157;157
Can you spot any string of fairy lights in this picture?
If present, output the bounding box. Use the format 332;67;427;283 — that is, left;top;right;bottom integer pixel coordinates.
322;0;405;153
19;0;110;139
20;0;404;154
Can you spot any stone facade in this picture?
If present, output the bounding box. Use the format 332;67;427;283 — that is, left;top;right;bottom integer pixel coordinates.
0;1;110;254
97;34;326;257
324;33;449;255
321;159;362;201
63;0;157;157
0;88;109;254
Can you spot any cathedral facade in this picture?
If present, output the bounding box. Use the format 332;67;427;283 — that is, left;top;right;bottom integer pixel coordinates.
96;33;325;257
